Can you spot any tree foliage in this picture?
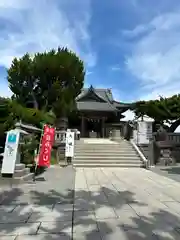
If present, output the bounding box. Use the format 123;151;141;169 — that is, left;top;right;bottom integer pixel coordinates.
7;47;85;117
20;134;39;165
131;94;180;132
0;98;55;132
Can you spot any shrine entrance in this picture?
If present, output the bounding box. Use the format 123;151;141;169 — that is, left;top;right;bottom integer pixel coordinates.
86;118;102;138
80;116;106;138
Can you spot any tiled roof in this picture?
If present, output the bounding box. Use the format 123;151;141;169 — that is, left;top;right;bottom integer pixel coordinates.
76;88;113;102
76;87;131;112
77;101;116;112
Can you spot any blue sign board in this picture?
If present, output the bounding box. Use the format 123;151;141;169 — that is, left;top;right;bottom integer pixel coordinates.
7;134;17;144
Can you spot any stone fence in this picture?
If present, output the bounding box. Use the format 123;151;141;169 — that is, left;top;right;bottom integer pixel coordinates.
138;132;180;166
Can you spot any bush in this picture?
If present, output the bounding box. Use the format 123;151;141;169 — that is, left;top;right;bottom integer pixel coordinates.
51;149;58;165
20;134;39;165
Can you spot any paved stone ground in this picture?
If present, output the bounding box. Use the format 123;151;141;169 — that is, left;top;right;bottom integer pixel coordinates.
74;168;180;240
0;166;75;240
1;167;180;239
151;164;180;183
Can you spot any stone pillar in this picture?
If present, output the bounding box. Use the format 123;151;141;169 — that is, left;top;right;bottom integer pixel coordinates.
111;129;121;141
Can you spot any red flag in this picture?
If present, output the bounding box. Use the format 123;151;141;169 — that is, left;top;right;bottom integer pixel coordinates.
38;125;55;167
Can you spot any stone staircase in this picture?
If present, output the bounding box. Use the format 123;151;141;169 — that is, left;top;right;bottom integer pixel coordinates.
73;138;143;167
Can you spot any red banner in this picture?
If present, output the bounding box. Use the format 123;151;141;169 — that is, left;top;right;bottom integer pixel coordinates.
38;125;55;167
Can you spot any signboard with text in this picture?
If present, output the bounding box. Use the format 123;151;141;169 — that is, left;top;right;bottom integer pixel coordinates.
137;121;152;144
38;125;55;167
65;131;75;157
1;129;20;174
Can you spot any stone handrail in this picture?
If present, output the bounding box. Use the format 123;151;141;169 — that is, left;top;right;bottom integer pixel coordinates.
130;139;149;169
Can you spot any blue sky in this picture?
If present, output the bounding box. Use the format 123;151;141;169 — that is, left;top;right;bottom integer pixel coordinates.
1;0;180;102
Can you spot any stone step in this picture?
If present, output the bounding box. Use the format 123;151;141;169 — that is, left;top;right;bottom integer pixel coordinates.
73;160;141;164
14;164;26;171
75;142;130;145
21;173;34;182
74;156;140;160
74;151;137;156
13;168;30;178
73;163;142;168
75;147;133;151
0;173;34;184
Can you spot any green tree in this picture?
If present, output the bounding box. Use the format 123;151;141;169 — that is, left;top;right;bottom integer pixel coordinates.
131;94;180;132
7;47;85;127
0;97;9;145
20;134;39;165
0;98;55;132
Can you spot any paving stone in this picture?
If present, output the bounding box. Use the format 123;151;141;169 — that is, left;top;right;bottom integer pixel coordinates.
28;211;72;222
0;237;16;240
0;205;16;213
38;221;71;234
73;210;96;221
163;201;180;213
14;205;54;213
130;205;164;218
154;229;180;240
53;204;73;212
73;218;99;233
94;206;117;219
74;191;91;201
0;222;40;235
0;212;31;223
97;218;124;235
74;199;95;211
114;209;141;228
101;229;158;240
73;232;102;240
16;235;71;240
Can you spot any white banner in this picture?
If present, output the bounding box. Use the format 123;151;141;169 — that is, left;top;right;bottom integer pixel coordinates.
65;131;75;157
1;129;20;174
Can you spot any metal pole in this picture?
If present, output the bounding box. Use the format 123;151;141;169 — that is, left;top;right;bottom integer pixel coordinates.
33;124;44;182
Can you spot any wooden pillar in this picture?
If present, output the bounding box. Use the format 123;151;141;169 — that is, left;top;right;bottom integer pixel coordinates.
102;117;105;138
81;116;85;137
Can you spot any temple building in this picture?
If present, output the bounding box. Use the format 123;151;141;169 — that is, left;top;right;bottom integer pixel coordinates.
69;86;130;138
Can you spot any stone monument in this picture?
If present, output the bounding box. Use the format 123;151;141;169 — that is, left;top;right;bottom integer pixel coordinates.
1;122;38;182
155;126;176;166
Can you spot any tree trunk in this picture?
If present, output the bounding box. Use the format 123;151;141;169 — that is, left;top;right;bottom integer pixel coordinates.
31;91;38;109
56;117;68;130
168;119;180;132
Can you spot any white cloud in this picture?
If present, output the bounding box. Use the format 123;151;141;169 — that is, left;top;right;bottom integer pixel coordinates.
122;25;148;38
0;0;96;69
111;65;122;71
86;71;93;76
126;10;180;99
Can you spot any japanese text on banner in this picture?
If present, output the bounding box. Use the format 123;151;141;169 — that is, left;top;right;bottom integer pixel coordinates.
38;125;55;167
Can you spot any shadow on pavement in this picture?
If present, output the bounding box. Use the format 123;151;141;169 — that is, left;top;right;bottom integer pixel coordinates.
0;167;179;239
152;165;180;183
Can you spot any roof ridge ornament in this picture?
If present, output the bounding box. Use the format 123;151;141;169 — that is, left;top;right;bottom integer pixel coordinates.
89;85;94;92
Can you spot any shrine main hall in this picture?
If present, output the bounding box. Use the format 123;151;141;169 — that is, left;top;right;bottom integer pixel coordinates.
69;86;130;138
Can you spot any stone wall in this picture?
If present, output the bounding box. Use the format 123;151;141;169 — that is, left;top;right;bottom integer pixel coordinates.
138;142;180;165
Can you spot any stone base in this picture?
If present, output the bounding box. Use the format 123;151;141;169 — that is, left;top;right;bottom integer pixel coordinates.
156;157;175;166
1;164;33;184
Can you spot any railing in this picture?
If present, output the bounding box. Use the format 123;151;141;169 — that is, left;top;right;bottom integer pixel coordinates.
153;132;180;143
55;130;66;144
149;132;180;166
